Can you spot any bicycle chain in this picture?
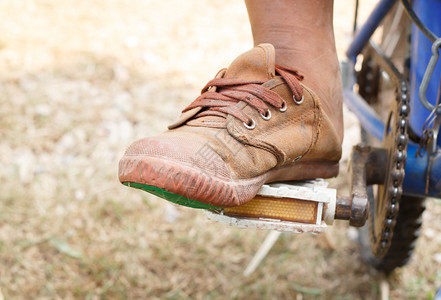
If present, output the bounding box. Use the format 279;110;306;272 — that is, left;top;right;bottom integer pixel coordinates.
373;80;409;257
358;42;410;257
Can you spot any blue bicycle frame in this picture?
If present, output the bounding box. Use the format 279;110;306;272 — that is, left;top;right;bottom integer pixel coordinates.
344;0;441;198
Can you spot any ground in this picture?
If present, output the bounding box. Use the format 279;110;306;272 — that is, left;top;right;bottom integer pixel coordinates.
1;0;441;299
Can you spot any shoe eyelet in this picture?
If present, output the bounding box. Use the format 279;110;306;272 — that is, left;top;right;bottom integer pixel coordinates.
260;110;271;120
243;119;256;130
280;101;287;112
293;95;304;105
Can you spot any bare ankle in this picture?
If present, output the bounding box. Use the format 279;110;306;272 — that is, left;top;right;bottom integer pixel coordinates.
245;0;343;141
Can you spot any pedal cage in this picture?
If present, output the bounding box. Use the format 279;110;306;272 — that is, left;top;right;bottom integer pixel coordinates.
205;179;336;234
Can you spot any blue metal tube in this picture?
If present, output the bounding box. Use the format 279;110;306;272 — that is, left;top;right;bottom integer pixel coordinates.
403;143;441;198
343;0;441;198
343;90;385;141
346;0;398;61
437;75;441;105
409;0;441;140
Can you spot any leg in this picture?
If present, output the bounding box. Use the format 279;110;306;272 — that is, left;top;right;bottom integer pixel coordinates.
245;0;343;142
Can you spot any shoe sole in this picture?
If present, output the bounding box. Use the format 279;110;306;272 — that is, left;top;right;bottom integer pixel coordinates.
119;156;339;208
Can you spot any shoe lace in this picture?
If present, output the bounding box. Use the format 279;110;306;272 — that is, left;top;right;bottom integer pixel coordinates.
182;65;304;126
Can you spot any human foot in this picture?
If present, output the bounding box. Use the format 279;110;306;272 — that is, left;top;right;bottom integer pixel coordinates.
119;44;342;208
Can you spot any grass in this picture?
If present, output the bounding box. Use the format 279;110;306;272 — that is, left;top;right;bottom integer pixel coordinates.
1;0;441;299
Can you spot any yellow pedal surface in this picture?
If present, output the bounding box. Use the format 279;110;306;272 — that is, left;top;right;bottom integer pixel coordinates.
206;181;336;233
223;195;318;224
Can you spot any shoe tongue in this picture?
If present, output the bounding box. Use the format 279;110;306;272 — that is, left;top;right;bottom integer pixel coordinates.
184;44;276;129
223;44;276;81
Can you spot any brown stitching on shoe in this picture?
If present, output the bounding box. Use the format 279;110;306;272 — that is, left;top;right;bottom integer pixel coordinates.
295;84;321;161
227;111;315;165
226;114;286;164
253;110;314;137
225;83;317;166
258;44;273;79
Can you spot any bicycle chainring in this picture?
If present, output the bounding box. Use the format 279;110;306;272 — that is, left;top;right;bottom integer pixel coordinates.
357;43;410;257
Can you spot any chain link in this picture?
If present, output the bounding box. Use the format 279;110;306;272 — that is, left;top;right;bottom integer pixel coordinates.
375;82;409;256
357;41;410;257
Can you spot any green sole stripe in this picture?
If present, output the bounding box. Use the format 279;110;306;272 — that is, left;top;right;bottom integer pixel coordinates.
123;182;223;210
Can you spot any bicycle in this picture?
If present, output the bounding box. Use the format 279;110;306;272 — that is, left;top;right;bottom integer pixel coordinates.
342;0;441;272
205;0;441;275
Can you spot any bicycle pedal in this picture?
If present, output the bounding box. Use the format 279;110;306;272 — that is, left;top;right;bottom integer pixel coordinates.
205;179;336;234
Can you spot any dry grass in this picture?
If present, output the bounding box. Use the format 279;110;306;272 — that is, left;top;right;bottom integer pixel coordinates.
1;0;441;299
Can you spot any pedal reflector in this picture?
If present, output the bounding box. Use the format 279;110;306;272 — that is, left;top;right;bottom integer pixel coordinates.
223;196;317;224
205;179;337;233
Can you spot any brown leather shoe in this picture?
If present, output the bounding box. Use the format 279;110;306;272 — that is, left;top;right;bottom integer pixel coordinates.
119;44;342;209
